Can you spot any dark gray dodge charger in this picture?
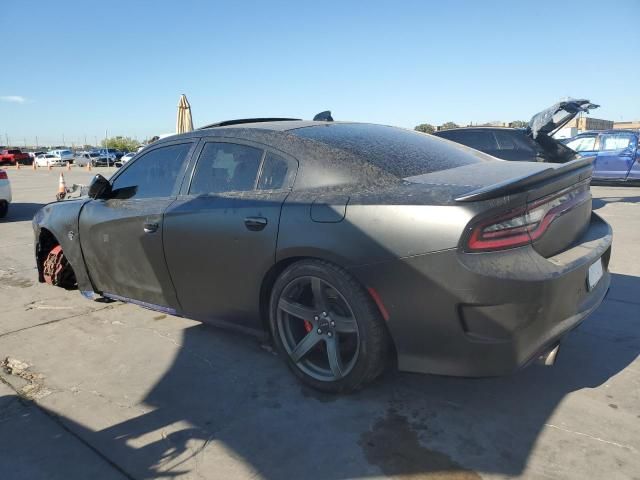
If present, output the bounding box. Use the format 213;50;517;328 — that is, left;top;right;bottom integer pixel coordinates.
33;118;612;392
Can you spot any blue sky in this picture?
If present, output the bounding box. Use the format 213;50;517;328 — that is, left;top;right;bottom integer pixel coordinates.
2;0;639;146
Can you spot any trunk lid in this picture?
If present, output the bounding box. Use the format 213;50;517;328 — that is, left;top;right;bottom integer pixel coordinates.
407;158;594;257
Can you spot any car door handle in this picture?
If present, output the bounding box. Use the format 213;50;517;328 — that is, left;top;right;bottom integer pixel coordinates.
244;216;268;231
143;222;159;233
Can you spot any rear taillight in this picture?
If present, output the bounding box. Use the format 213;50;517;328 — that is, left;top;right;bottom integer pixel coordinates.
0;170;7;180
466;181;590;252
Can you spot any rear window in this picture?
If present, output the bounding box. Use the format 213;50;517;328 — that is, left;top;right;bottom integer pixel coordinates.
292;123;488;177
8;149;21;154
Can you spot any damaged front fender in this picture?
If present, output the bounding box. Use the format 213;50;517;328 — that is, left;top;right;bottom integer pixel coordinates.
33;198;94;293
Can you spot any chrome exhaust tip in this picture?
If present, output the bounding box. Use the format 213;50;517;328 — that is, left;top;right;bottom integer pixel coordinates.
537;344;560;366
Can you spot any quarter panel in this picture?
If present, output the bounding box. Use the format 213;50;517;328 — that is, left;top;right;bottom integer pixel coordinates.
277;191;474;268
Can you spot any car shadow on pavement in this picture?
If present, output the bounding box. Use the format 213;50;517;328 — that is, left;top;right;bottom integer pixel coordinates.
592;195;640;210
0;202;45;223
9;273;638;479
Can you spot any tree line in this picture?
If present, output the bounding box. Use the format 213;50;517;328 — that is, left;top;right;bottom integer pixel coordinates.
414;120;527;134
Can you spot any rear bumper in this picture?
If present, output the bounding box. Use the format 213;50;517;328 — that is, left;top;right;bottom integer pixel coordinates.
348;212;613;376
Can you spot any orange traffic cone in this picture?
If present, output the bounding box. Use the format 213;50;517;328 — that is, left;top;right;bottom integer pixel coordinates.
86;162;92;172
56;173;67;201
32;161;37;170
16;163;20;170
66;161;71;171
47;162;52;171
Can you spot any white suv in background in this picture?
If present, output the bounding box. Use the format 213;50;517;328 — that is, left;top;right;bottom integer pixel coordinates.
0;168;12;218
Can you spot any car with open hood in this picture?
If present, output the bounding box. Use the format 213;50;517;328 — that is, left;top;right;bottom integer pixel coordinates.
32;116;612;392
433;99;599;164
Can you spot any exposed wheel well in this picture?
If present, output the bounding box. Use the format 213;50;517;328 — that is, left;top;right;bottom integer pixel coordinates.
36;228;60;282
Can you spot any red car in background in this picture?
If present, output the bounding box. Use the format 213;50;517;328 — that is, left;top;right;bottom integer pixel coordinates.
0;149;32;166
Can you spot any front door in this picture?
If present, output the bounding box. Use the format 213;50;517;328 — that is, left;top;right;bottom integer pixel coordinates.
79;141;194;309
163;140;297;330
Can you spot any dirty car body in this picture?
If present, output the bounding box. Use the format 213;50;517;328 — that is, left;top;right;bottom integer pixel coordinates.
33;120;612;390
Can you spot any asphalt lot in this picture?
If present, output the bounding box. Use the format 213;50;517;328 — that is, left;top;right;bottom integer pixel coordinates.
0;167;638;480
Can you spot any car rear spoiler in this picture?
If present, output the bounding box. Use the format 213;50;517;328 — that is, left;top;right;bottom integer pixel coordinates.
454;157;594;202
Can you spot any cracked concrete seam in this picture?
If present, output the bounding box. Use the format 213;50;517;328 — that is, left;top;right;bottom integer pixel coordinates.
544;423;638;453
0;303;120;339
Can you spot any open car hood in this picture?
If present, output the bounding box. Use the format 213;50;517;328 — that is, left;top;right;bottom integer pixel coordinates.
528;99;599;139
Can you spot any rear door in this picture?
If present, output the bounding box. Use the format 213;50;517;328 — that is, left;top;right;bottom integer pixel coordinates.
79;141;194;310
595;132;638;180
163;139;297;330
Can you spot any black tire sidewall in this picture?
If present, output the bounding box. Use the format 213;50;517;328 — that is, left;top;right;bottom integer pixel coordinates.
269;259;388;393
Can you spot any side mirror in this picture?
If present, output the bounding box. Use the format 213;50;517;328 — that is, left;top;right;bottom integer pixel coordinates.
88;174;112;199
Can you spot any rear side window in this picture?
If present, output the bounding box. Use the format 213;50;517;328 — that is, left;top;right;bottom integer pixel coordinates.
111;143;190;199
257;152;290;190
566;136;596;152
190;142;263;194
292;124;489;177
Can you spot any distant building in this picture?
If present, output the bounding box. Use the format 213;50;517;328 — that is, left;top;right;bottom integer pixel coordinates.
613;120;640;130
554;116;614;139
563;117;614;131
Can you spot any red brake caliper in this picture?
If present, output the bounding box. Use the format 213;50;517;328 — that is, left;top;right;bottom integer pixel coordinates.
303;320;313;333
43;245;64;285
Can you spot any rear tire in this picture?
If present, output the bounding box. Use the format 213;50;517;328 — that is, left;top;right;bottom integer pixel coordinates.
269;259;390;393
0;200;8;218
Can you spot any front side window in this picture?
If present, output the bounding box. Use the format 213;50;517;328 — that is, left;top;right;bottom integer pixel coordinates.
190;142;263;195
566;136;597;152
599;134;635;151
111;143;191;199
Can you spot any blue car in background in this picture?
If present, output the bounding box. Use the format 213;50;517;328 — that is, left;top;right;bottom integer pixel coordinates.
564;130;640;183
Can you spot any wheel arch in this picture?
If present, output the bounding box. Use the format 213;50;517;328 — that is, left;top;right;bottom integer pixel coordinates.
36;227;61;282
259;253;398;367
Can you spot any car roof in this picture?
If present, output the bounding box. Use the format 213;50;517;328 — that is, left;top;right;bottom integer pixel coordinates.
574;129;638;136
434;126;522;133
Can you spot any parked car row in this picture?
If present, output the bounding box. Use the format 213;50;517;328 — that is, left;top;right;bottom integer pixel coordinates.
5;147;133;168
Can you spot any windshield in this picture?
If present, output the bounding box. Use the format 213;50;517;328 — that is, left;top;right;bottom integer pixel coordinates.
291;123;491;177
